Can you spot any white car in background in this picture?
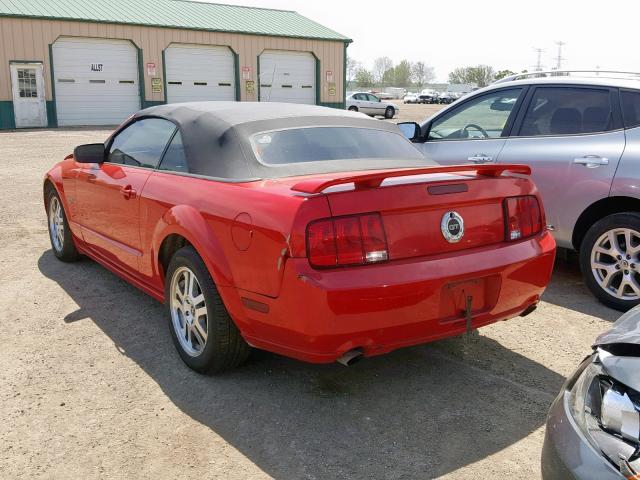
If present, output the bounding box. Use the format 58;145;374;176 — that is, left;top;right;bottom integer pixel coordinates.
346;92;400;119
372;91;394;100
403;92;420;104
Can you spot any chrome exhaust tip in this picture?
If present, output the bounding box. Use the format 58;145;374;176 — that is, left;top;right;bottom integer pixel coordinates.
336;348;363;367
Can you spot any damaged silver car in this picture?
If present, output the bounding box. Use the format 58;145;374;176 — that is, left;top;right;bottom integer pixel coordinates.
543;307;640;479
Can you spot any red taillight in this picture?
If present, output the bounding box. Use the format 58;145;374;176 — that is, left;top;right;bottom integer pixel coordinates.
307;213;389;268
307;219;337;267
504;195;543;241
334;216;364;264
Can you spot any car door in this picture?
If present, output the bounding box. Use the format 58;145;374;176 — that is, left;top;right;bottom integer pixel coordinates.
75;117;177;272
353;93;371;114
414;87;526;165
498;85;625;248
366;94;385;116
351;93;366;113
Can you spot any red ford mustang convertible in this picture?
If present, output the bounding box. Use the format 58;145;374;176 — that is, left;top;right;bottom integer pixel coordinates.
44;102;555;372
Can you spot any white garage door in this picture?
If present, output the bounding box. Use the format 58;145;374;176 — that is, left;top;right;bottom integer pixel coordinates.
52;37;140;126
165;44;235;103
259;51;315;104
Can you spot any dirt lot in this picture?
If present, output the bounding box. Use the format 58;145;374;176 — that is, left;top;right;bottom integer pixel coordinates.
386;102;446;123
0;127;620;480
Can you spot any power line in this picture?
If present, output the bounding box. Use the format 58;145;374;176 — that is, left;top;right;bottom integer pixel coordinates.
532;47;544;71
554;41;566;70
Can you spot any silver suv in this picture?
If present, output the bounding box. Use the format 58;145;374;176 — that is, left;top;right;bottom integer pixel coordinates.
399;71;640;311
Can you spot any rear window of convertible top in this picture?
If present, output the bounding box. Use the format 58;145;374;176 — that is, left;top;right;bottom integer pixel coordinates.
250;126;424;165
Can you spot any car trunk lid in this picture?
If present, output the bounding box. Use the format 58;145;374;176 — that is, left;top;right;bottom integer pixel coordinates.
291;164;533;261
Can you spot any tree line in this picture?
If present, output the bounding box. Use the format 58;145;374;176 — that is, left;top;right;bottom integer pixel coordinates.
348;56;517;90
348;56;436;89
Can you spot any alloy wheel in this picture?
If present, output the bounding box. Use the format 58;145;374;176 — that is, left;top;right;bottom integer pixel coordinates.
169;266;209;357
590;228;640;300
48;196;64;252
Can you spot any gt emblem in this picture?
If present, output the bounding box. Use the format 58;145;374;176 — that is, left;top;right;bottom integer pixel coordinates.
441;211;464;243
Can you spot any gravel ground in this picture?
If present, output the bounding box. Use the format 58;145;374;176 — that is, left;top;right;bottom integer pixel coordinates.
0;126;619;480
386;102;445;123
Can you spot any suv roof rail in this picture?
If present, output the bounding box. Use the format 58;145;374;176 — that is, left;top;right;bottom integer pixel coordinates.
493;70;640;84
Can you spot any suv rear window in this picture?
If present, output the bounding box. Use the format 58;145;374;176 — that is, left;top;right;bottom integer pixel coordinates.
251;127;423;165
621;90;640;129
519;87;613;136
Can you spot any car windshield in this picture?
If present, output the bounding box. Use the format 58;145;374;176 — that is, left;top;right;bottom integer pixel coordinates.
251;127;423;165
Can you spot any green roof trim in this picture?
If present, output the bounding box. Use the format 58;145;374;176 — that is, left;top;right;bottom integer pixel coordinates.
0;0;351;42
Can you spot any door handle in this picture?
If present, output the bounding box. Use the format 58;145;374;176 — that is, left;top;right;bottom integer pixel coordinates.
120;185;137;199
467;154;494;164
574;155;609;167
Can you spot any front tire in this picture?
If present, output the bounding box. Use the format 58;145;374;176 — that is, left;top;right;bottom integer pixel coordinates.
580;213;640;311
348;106;358;112
165;246;250;373
384;106;395;119
46;187;79;262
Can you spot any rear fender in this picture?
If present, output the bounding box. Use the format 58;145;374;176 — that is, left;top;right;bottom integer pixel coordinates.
150;205;253;331
151;204;235;289
150;206;251;332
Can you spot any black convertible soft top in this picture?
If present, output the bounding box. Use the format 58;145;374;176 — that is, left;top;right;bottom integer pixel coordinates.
135;102;432;181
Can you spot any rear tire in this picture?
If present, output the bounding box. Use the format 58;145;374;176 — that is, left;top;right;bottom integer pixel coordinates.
165;246;250;373
579;213;640;311
46;186;79;262
348;106;358;112
384;106;395;119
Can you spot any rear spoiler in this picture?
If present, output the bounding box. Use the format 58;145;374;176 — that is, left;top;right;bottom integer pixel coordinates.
291;164;532;194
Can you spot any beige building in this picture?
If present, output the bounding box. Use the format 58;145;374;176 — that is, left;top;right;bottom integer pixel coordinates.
0;0;350;129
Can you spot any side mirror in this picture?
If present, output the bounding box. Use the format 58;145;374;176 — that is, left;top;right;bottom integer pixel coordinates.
74;143;105;164
397;122;421;142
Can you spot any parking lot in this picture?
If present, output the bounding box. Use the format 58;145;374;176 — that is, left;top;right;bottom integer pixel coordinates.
385;102;447;123
0;127;620;479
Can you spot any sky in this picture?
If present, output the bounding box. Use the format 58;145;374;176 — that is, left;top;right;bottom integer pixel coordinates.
214;0;640;82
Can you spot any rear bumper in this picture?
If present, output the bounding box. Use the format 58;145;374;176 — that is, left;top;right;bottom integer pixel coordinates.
234;231;556;363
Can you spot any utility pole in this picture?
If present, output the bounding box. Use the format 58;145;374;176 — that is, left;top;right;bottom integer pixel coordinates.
532;48;544;71
554;41;566;70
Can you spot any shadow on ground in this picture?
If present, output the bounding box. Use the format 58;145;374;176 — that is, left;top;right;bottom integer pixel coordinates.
40;250;567;479
541;250;619;322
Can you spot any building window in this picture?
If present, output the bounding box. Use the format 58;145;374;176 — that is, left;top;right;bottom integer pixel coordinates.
17;68;38;98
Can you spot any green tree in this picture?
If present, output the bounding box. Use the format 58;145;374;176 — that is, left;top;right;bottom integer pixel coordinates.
392;60;413;88
449;65;496;87
382;68;395;86
354;67;375;88
494;69;516;80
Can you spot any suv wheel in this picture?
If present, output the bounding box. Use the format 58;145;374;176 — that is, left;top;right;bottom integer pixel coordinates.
580;213;640;311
